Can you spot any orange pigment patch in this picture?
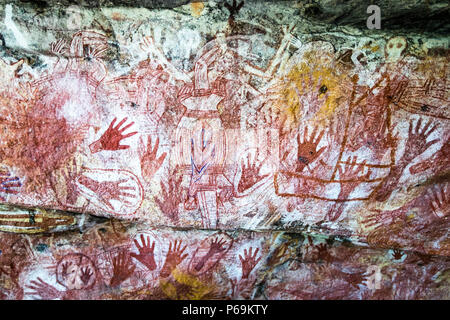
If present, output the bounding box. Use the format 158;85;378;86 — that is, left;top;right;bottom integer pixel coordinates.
191;2;205;17
111;12;125;21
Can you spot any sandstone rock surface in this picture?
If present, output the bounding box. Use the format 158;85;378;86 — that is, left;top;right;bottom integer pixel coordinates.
0;0;448;299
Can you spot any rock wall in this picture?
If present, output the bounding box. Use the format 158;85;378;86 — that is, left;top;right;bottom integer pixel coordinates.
0;0;448;299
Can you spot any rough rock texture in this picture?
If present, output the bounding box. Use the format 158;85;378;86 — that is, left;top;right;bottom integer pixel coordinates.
0;0;449;299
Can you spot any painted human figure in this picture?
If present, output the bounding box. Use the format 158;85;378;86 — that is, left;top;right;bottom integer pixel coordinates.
139;28;295;228
174;46;231;229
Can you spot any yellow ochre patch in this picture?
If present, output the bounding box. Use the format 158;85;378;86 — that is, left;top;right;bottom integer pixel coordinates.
271;50;352;129
191;2;205;17
160;268;213;300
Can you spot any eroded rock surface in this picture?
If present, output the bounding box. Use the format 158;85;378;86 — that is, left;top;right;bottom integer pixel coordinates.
0;0;448;299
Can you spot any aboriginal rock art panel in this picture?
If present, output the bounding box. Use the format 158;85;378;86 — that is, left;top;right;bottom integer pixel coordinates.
1;26;448;237
0;0;448;300
0;224;448;300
